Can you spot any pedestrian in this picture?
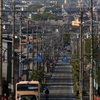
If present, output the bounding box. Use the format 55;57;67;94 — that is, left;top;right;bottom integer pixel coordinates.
2;93;8;100
8;94;12;100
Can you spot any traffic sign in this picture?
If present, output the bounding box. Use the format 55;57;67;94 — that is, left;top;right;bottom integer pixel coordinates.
36;54;43;62
53;60;57;64
18;77;22;81
62;55;68;62
49;60;53;63
8;83;11;89
59;51;61;54
29;44;32;48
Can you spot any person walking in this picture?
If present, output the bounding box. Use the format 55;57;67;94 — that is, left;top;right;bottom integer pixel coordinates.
2;93;8;100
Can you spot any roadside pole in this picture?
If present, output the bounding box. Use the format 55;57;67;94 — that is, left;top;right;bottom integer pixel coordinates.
26;20;29;81
0;0;2;99
90;0;94;99
79;7;83;100
36;25;38;68
11;1;15;99
32;29;34;73
19;12;22;78
98;23;100;96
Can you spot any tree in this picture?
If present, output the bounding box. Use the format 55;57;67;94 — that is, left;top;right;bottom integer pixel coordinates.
27;4;43;12
32;13;57;21
85;35;98;83
30;67;45;82
85;35;98;63
64;32;70;43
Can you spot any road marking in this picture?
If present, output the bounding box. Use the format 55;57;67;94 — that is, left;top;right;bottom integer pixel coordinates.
54;73;63;100
70;65;76;100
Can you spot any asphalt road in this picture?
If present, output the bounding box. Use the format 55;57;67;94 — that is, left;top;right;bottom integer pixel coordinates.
40;50;76;100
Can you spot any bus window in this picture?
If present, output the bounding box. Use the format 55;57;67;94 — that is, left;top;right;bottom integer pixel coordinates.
17;84;38;91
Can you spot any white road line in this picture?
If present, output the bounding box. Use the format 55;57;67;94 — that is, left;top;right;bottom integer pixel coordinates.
70;65;75;100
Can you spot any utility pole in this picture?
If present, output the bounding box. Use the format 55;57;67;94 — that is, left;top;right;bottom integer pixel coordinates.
36;25;38;68
26;20;29;81
90;0;94;99
98;31;100;96
98;24;100;96
32;29;34;73
19;12;22;78
79;7;83;100
11;1;15;99
42;31;45;83
52;39;54;60
0;0;2;99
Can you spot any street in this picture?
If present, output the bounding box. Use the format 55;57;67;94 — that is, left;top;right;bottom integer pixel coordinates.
40;50;76;100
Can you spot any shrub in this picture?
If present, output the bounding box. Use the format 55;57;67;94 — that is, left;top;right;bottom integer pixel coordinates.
40;82;47;92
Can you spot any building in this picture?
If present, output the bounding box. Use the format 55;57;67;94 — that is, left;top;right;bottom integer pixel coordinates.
38;6;62;15
64;0;71;5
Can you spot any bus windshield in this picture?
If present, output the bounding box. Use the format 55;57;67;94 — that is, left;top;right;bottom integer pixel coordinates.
21;95;37;100
17;84;38;91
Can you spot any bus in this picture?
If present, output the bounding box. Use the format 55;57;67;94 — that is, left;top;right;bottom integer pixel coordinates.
15;81;40;100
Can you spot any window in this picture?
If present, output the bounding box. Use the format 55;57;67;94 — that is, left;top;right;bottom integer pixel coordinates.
21;95;37;100
17;84;38;91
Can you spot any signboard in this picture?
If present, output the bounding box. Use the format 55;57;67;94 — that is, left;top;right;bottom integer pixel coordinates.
62;55;68;62
28;87;38;89
36;54;43;62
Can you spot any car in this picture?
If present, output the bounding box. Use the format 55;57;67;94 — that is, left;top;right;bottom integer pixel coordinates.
19;94;39;100
65;46;67;50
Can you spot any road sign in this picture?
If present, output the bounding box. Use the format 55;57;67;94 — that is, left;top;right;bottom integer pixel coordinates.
18;77;22;81
62;55;68;62
29;44;32;48
36;54;43;62
59;51;61;54
49;60;53;63
8;83;11;89
53;60;57;64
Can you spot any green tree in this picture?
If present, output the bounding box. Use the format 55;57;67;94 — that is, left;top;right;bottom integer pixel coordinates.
64;32;70;43
85;35;98;84
32;13;57;21
30;68;45;82
27;4;43;12
85;35;98;63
